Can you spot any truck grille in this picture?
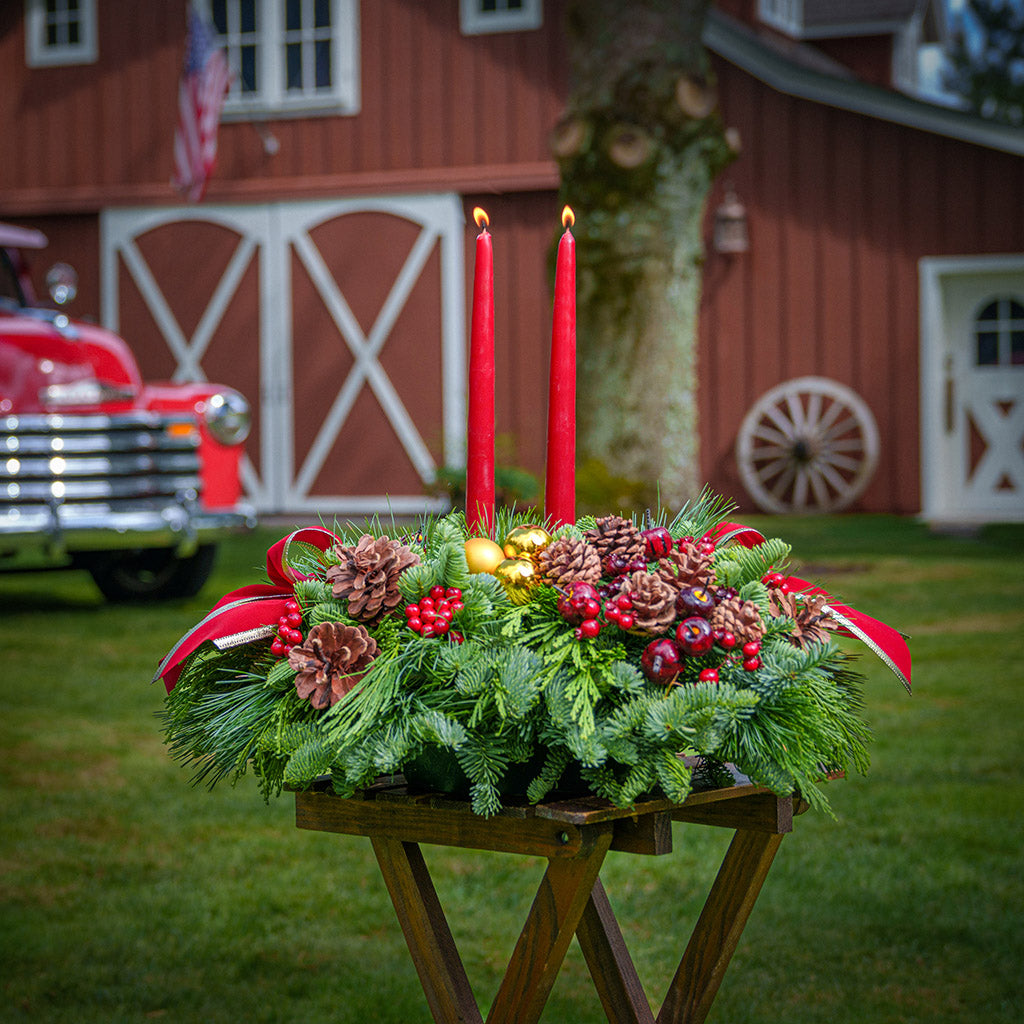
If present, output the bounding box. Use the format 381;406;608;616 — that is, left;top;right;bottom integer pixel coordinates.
2;411;203;513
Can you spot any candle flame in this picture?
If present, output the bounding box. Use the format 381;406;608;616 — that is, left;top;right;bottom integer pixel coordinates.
561;205;575;229
473;207;489;230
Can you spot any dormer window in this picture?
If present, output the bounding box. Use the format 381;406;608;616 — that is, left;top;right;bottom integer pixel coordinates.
204;0;360;118
24;0;97;67
460;0;543;35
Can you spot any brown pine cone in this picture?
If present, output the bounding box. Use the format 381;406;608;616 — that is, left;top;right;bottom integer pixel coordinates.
771;591;839;648
537;536;602;586
326;534;420;623
708;596;765;645
618;570;677;636
583;514;645;573
656;546;715;592
288;622;379;709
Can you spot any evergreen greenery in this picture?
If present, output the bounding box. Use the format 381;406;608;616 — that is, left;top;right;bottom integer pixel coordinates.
161;494;882;817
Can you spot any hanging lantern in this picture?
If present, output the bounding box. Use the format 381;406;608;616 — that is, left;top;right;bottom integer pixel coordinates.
713;185;749;255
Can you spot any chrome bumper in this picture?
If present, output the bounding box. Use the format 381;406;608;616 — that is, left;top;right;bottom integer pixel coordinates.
0;498;257;559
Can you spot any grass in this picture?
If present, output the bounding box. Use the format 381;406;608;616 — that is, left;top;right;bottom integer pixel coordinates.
2;515;1023;1023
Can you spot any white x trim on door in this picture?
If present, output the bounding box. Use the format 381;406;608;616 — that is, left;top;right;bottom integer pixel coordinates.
101;195;466;517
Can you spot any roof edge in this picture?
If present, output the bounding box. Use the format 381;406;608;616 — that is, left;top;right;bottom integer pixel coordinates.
703;9;1024;158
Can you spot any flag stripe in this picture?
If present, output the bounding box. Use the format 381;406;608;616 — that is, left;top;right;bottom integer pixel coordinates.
172;7;230;203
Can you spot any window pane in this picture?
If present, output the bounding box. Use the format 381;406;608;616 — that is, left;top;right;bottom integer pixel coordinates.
482;0;497;10
46;0;58;13
286;42;303;89
68;0;79;11
315;38;332;87
976;331;999;365
240;45;257;92
315;0;330;28
1012;331;1024;365
1010;300;1024;320
977;300;999;322
69;22;79;44
286;0;302;31
212;0;227;34
241;0;257;35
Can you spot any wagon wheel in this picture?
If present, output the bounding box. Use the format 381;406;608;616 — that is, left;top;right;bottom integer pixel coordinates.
735;376;879;514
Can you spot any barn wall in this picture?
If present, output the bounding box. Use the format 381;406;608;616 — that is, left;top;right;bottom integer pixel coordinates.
699;55;1024;513
0;1;567;216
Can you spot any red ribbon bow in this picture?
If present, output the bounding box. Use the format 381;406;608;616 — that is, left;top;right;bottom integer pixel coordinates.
711;522;912;692
154;527;339;691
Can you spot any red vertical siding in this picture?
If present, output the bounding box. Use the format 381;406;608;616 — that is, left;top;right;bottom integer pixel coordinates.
702;55;1024;513
1;1;567;211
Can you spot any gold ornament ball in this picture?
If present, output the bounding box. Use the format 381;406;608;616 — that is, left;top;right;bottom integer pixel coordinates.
494;557;539;605
464;537;506;575
502;524;552;561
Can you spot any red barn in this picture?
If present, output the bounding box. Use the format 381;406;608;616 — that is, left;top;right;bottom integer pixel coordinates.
3;0;1021;523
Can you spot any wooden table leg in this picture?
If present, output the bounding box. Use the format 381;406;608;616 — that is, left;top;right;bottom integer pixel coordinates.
576;877;656;1024
657;830;785;1024
371;836;483;1024
486;828;614;1024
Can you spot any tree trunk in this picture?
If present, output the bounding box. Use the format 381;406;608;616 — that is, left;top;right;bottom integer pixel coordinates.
555;0;734;509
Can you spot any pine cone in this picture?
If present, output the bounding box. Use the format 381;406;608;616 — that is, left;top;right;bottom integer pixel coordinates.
289;622;379;709
656;547;715;592
583;515;646;574
771;591;839;648
708;596;765;645
326;534;420;623
537;536;602;586
618;570;678;636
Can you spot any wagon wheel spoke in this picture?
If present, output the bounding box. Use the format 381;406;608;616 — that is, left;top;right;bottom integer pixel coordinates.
751;424;793;448
755;456;794;484
807;466;833;509
816;461;852;495
735;377;880;514
762;404;800;441
766;461;798;501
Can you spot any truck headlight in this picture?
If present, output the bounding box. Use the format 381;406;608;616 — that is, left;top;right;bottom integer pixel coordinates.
203;389;251;445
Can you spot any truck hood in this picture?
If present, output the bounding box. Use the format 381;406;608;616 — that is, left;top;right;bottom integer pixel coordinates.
0;307;141;413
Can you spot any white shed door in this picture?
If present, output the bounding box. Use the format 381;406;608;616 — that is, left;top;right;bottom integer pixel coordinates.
101;196;466;517
921;255;1024;523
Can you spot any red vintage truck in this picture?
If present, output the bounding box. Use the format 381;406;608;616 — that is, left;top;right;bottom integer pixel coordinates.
1;222;255;600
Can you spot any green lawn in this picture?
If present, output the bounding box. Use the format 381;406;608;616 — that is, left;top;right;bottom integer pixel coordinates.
2;516;1022;1023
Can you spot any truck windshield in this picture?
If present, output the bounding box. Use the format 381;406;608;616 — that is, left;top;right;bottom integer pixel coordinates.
0;249;26;306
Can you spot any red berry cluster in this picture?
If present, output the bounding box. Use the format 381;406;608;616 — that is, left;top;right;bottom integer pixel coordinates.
405;585;465;640
677;533;718;556
761;570;789;592
556;581;641;639
271;598;304;657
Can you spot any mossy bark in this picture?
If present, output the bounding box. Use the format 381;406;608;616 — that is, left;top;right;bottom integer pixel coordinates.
556;0;733;508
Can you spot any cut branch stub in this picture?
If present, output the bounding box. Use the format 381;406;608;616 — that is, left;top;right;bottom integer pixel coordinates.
675;73;717;119
605;124;656;169
550;117;592;160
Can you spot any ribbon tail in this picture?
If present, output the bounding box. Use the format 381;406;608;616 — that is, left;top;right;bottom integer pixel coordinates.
825;607;912;694
153;591;291;691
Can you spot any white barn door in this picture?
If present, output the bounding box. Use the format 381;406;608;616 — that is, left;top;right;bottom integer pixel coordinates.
920;255;1024;523
102;195;466;517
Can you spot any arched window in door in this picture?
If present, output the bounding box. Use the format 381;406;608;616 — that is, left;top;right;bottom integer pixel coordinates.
974;296;1024;367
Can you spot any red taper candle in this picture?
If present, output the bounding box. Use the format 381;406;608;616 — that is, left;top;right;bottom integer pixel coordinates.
545;206;576;527
466;207;495;533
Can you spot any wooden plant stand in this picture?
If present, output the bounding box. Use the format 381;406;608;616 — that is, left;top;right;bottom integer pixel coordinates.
295;772;807;1024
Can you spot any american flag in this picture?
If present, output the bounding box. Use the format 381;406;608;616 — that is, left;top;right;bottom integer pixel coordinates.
172;6;231;202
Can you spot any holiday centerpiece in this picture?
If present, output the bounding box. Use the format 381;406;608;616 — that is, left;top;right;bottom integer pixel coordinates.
155;208;910;818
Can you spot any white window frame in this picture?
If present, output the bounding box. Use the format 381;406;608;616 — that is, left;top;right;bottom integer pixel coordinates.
460;0;542;36
25;0;98;68
205;0;360;119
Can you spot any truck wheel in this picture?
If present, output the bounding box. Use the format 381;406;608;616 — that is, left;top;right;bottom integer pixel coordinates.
88;545;217;602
